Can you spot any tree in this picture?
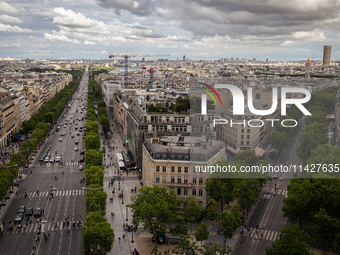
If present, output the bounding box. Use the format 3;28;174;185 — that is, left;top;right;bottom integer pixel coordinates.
44;112;54;124
265;224;313;255
9;153;26;166
219;204;242;251
195;222;209;249
85;166;104;186
297;122;327;161
182;196;204;232
306;111;328;126
146;95;150;101
86;120;99;134
85;135;101;150
85;150;103;166
171;235;198;255
204;199;219;233
234;149;259;166
83;212;114;255
148;104;157;112
85;185;107;215
129;186;180;247
269;130;289;151
313;208;340;252
239;180;259;216
203;240;231;255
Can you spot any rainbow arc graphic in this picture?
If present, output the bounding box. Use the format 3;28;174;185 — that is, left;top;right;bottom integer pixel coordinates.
198;82;222;106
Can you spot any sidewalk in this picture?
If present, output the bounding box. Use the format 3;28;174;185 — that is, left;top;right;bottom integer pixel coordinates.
97;104;141;255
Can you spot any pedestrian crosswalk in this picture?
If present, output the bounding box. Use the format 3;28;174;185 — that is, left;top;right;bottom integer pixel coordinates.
4;220;83;235
242;227;281;241
17;189;85;199
265;188;288;196
29;161;83;167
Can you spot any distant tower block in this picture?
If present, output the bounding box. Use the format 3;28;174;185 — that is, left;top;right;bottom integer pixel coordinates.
323;45;332;65
305;58;311;78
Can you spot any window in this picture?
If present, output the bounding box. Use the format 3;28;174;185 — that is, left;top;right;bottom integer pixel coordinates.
199;189;203;196
241;129;244;133
199;201;203;204
162;176;166;183
193;167;197;173
199;178;203;184
241;135;244;139
247;141;250;145
177;176;181;183
171;166;175;172
162;166;166;172
184;167;188;173
241;141;244;145
247;129;250;133
177;188;181;196
171;176;175;183
178;167;181;172
193;177;197;184
184;177;188;184
156;166;160;172
192;188;196;196
156;175;160;182
184;188;188;196
247;135;250;139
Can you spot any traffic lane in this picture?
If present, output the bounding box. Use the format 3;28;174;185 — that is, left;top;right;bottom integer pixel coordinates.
246;191;272;228
0;228;38;255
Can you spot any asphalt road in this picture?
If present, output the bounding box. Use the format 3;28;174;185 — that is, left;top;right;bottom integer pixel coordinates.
232;116;306;255
0;70;89;255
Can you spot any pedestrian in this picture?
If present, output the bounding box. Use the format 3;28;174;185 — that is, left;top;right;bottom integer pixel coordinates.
118;237;121;242
123;234;125;240
135;187;137;192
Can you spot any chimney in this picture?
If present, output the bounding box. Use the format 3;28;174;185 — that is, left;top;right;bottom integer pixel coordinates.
209;140;214;146
202;143;208;149
151;138;159;144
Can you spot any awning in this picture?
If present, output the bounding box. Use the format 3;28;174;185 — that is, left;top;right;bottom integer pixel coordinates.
255;147;265;157
226;146;238;154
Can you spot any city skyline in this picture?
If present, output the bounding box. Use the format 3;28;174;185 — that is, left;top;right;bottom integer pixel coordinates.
1;0;340;60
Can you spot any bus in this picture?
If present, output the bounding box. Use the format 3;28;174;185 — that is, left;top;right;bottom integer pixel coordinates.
116;153;123;161
118;161;126;174
122;152;133;168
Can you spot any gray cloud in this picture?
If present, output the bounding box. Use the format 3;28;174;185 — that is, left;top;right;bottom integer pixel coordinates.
96;0;153;16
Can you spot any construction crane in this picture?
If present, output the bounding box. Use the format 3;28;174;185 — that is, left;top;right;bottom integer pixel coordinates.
108;53;169;87
142;67;155;89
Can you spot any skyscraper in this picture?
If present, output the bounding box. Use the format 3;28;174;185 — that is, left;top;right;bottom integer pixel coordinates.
323;45;332;65
183;55;186;61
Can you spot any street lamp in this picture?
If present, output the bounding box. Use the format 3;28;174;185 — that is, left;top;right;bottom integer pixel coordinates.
131;224;134;243
118;181;120;190
126;206;128;221
121;192;124;204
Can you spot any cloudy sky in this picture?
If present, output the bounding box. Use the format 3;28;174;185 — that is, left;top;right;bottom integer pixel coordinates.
1;0;340;60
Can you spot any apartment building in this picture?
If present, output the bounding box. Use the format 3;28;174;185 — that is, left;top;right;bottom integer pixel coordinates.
142;136;225;206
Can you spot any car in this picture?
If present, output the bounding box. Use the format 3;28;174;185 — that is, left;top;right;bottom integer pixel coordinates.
34;207;42;217
15;213;24;224
75;123;78;125
39;157;44;162
58;126;61;129
80;150;85;155
80;155;84;162
50;157;54;162
77;133;80;136
75;141;78;145
59;138;62;142
273;173;278;179
71;134;74;138
18;205;26;214
44;157;49;163
82;136;85;139
26;207;33;216
47;153;51;158
56;156;61;162
75;127;78;130
74;147;78;151
61;132;64;136
79;165;84;170
64;125;67;128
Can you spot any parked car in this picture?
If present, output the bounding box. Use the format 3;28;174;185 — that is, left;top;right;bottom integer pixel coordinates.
79;165;84;170
80;150;85;155
75;141;78;145
80;155;84;162
71;134;74;138
59;138;62;142
56;156;61;162
18;205;26;214
74;147;78;151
